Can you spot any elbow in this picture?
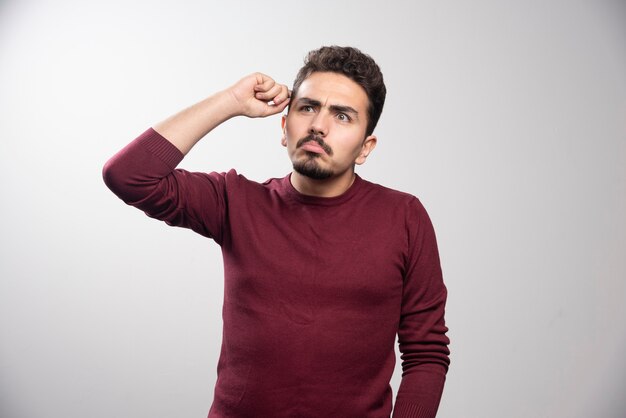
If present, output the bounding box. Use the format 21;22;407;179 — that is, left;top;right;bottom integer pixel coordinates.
102;157;122;195
102;151;165;207
102;154;136;203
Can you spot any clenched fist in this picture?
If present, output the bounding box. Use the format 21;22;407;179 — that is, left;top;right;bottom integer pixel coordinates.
227;72;291;118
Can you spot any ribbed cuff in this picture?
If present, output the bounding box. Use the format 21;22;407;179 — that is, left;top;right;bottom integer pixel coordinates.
135;128;184;169
392;401;438;418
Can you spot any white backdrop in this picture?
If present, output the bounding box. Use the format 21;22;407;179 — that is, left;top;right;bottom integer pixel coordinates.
1;1;625;417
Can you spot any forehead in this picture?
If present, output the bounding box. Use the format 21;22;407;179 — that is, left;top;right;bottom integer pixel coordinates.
295;71;369;111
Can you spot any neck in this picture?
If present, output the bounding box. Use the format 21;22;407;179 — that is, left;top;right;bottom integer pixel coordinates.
290;170;356;198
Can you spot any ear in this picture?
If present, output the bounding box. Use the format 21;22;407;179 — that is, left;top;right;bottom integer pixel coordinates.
280;115;287;147
355;135;377;165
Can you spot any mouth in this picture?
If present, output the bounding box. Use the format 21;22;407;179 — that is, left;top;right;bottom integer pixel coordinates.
301;142;326;154
296;135;333;156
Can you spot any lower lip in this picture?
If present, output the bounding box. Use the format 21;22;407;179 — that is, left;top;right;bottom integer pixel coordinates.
301;143;326;154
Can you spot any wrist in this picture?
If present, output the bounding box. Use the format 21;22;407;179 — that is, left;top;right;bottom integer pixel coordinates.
205;89;243;121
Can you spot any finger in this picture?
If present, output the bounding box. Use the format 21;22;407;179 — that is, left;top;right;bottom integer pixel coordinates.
255;83;283;101
263;96;290;116
272;85;290;105
253;74;275;93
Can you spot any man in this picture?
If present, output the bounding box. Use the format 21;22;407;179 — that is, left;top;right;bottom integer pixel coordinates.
103;46;450;418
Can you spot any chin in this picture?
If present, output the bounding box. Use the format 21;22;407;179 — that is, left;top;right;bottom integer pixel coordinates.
293;159;333;180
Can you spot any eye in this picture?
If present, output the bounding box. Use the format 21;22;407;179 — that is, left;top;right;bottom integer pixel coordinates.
300;105;314;112
336;113;351;122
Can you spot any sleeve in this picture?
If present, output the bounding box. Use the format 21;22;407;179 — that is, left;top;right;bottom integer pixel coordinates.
392;197;450;418
102;128;228;244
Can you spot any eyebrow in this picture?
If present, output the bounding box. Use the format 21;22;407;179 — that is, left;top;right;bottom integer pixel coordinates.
297;97;360;119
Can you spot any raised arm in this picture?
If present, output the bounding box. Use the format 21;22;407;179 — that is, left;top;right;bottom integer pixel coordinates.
154;72;291;154
102;73;290;241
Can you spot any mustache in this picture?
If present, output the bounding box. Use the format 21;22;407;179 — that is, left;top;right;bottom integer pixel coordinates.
296;135;333;156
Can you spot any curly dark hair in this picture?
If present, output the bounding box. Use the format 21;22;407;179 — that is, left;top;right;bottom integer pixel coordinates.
290;46;386;136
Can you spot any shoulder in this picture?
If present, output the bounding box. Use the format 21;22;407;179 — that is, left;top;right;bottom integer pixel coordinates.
211;169;265;189
357;178;437;240
358;177;427;213
215;170;291;204
219;169;285;187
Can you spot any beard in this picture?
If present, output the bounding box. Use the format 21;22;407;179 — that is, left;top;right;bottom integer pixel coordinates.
293;155;333;180
292;134;334;180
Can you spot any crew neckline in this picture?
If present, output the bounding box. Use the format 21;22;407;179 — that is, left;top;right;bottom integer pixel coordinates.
281;173;364;206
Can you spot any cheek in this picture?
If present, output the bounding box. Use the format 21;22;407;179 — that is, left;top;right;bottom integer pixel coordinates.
284;131;298;152
284;123;294;140
286;121;307;142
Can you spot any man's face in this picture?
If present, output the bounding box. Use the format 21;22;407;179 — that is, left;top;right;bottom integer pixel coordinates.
281;71;376;181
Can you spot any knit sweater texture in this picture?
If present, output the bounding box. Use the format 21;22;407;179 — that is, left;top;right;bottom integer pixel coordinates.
103;128;450;418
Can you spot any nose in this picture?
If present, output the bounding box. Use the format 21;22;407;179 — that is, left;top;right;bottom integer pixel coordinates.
309;112;328;137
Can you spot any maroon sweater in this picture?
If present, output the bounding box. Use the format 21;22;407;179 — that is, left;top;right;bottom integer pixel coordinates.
103;128;450;418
